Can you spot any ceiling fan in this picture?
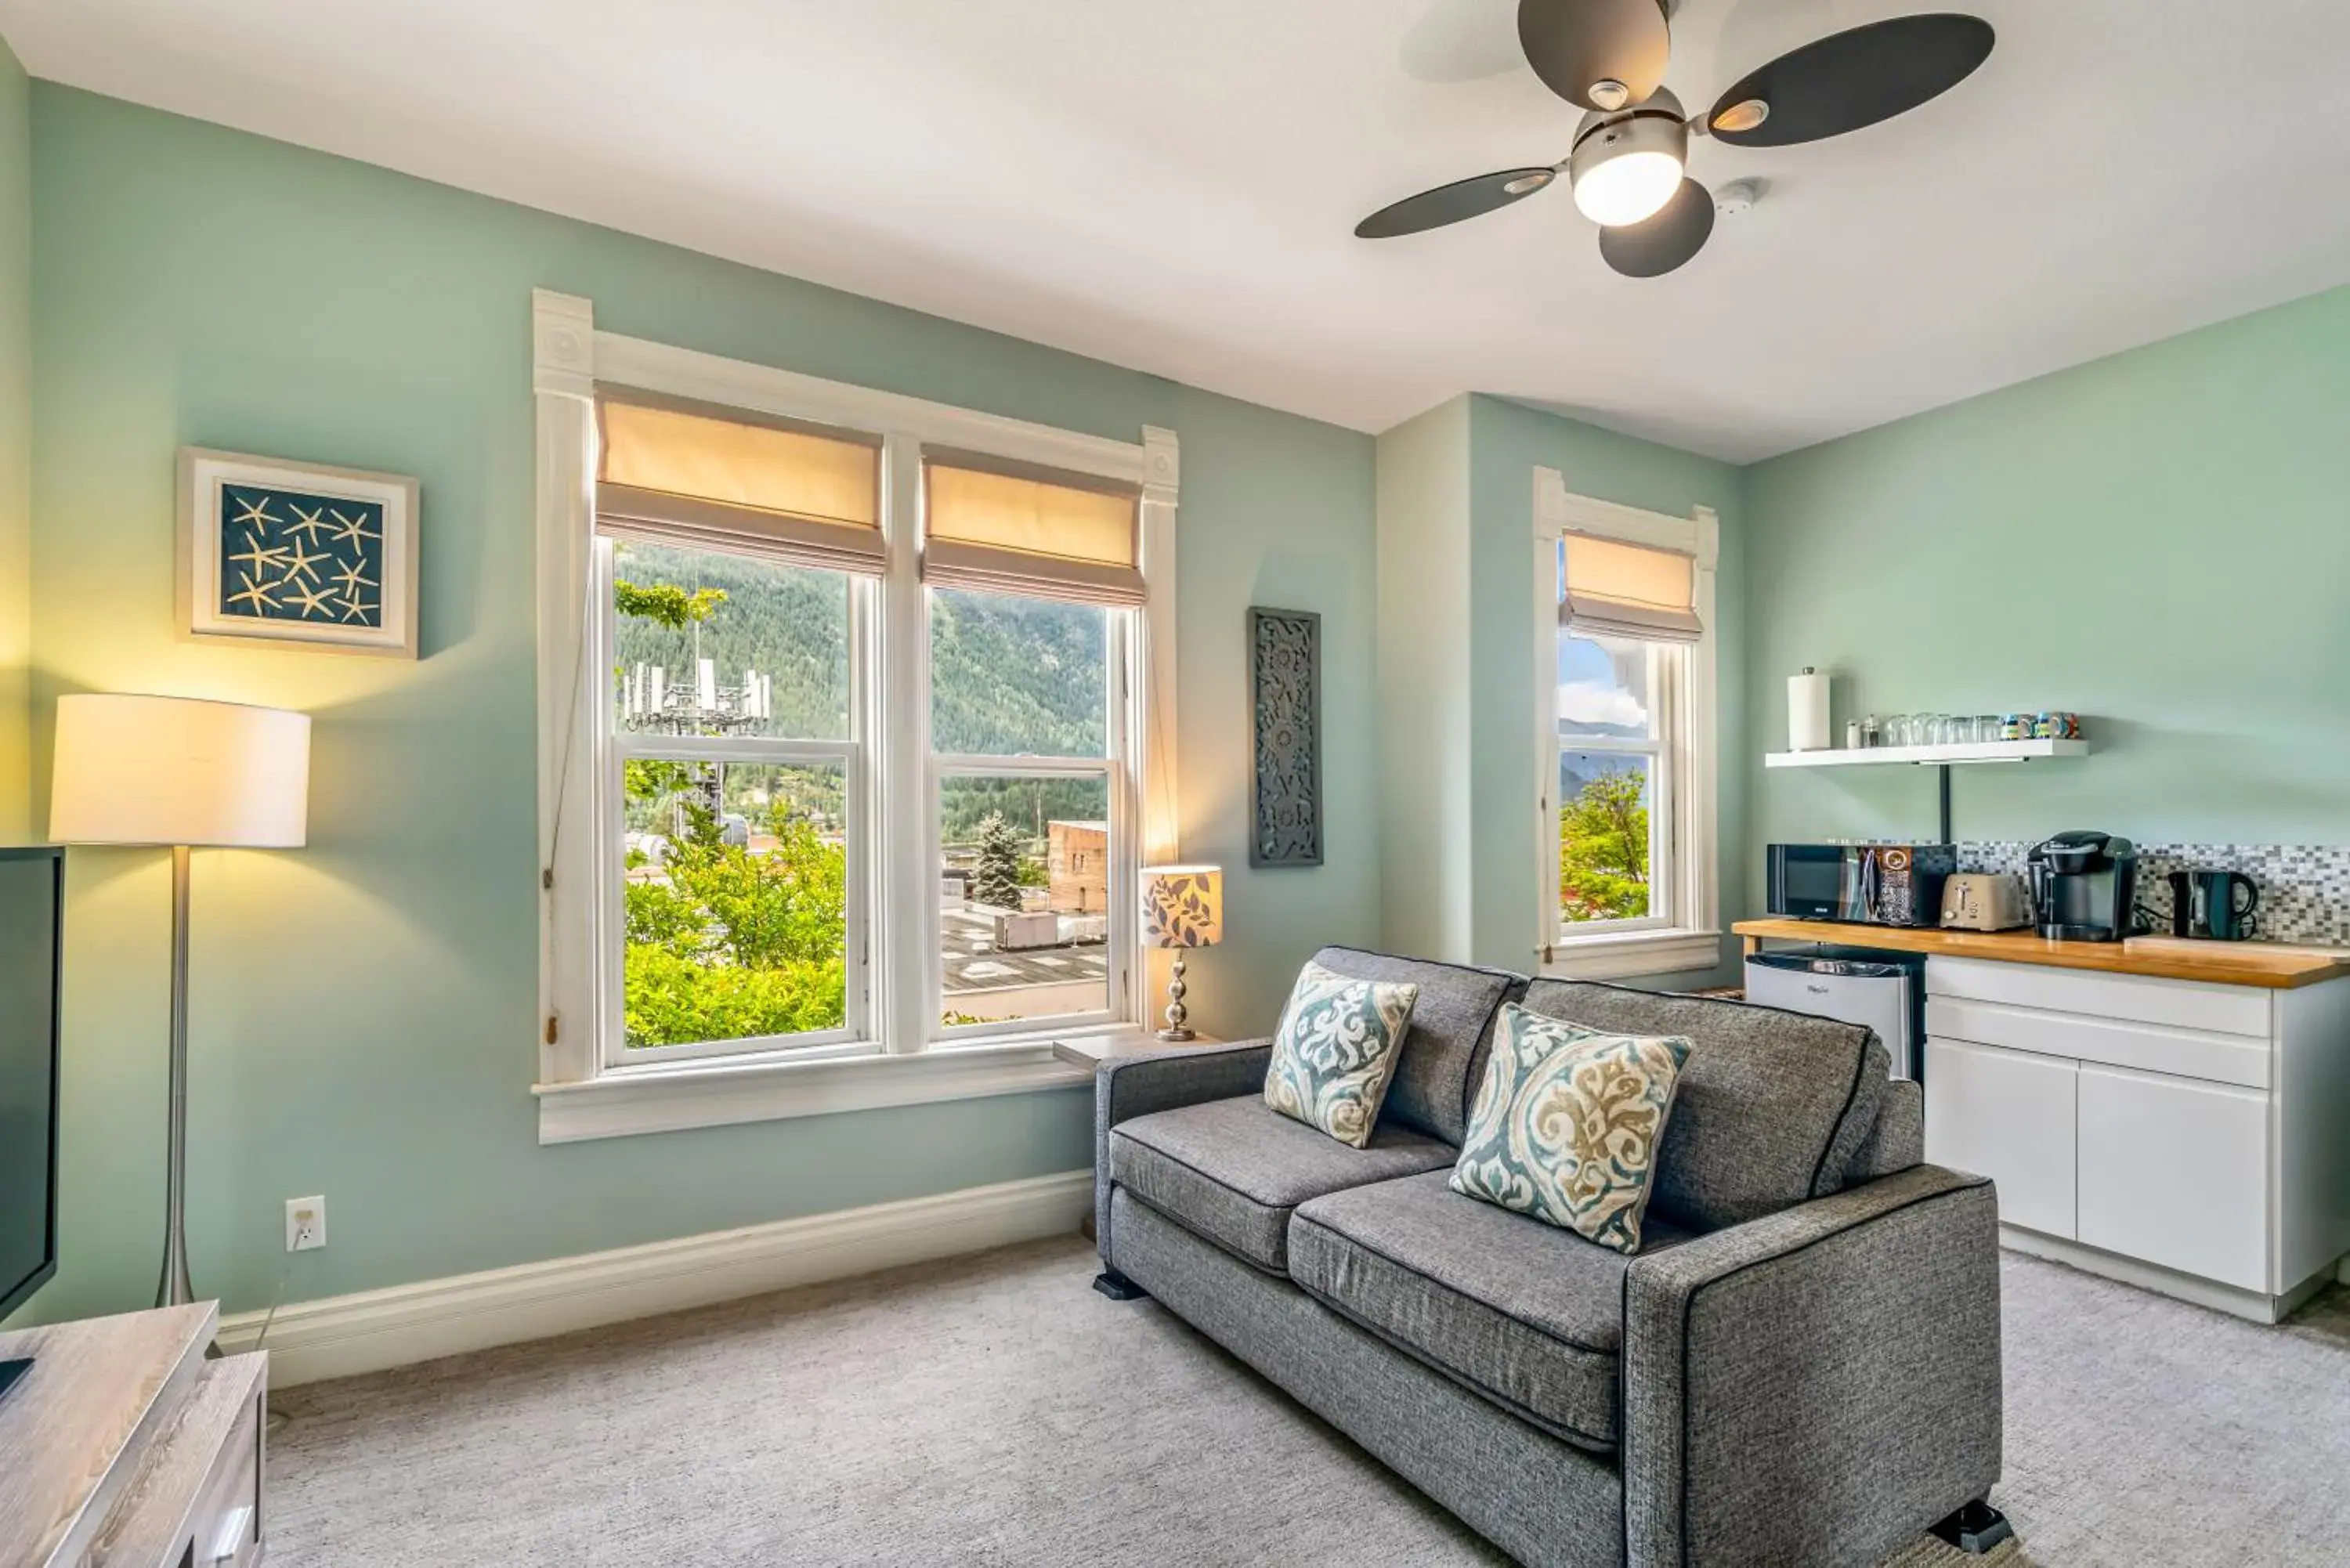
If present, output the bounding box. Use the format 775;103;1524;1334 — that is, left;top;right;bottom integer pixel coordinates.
1355;3;1995;277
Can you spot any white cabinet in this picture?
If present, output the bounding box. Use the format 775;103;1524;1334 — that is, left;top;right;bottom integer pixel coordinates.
1922;956;2350;1322
1924;1038;2078;1239
2075;1064;2269;1292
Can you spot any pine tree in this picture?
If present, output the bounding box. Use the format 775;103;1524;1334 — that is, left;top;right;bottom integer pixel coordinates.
971;811;1026;910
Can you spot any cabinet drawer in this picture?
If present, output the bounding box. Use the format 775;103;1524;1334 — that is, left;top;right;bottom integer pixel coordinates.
1925;995;2270;1089
1925;956;2271;1039
2077;1064;2269;1292
191;1358;263;1567
1924;1037;2077;1238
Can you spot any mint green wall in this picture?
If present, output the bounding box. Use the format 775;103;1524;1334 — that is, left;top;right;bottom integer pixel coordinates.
18;85;1381;1324
1374;397;1474;963
1368;395;1746;988
0;38;27;840
1744;284;2350;894
1167;387;1382;1028
1465;396;1746;988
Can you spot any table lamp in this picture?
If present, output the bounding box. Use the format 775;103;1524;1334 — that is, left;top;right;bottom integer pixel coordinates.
49;694;310;1307
1141;865;1222;1042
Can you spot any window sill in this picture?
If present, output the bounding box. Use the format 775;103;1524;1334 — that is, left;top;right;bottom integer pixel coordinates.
532;1031;1112;1145
1539;927;1723;982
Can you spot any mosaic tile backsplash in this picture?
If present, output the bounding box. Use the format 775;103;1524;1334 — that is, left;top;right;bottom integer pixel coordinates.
1953;841;2350;947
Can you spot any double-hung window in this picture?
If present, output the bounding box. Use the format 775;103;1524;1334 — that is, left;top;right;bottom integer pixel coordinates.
924;453;1142;1038
1533;471;1720;981
593;392;881;1065
532;294;1177;1141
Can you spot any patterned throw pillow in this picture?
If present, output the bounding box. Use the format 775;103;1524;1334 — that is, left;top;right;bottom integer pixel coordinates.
1262;961;1421;1147
1450;1003;1690;1254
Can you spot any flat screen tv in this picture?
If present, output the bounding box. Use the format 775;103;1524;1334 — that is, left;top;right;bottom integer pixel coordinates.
0;847;63;1394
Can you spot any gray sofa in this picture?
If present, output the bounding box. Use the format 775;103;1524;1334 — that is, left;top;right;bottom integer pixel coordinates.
1092;947;2007;1568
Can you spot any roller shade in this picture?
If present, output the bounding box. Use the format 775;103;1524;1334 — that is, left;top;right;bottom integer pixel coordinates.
1560;532;1701;643
922;450;1144;606
596;391;884;575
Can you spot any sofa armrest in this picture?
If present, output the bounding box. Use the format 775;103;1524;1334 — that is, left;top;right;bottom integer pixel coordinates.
1094;1039;1274;1261
1621;1164;2001;1568
1848;1077;1924;1182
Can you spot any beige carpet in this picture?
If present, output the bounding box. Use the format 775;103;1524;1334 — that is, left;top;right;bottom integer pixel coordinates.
268;1236;2350;1566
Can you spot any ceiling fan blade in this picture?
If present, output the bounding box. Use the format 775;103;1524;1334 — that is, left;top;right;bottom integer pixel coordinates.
1598;178;1715;277
1354;167;1559;239
1707;13;1994;147
1517;0;1669;112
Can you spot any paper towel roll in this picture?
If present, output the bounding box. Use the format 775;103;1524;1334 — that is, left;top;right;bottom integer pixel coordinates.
1788;669;1831;752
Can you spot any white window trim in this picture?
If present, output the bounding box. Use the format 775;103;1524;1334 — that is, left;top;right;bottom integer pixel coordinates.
1543;641;1676;939
1531;469;1719;981
530;290;1180;1143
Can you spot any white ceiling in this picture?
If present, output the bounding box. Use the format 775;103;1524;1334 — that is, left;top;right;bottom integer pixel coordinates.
7;0;2349;461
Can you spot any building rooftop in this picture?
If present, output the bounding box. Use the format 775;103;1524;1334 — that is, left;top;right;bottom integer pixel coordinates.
938;903;1108;995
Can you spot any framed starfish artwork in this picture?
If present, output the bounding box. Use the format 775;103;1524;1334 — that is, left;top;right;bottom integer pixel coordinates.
178;447;419;657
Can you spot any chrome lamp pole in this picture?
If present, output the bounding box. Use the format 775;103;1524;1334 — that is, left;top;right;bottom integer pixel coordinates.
160;843;194;1308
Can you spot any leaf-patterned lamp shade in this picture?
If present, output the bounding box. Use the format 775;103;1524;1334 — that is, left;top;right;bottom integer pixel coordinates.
1141;865;1223;949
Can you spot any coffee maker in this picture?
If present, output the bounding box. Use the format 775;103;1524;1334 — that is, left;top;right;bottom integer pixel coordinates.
2027;831;2139;943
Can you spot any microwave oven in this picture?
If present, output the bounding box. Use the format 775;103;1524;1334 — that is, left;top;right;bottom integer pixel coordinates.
1766;843;1958;927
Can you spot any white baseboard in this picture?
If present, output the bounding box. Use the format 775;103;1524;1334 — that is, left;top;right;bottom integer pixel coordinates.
219;1169;1092;1387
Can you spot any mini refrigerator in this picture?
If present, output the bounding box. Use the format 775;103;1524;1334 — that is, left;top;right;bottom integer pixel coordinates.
1743;948;1925;1081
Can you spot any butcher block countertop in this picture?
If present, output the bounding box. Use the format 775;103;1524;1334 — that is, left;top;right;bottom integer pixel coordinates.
1733;918;2350;989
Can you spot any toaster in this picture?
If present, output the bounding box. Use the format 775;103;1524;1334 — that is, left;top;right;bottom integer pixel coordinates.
1941;873;2033;932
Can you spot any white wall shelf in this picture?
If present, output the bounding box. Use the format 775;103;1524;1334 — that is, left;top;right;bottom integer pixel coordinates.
1766;739;2089;769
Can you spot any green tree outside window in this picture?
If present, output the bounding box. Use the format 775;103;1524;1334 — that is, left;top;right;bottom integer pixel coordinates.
616;565;848;1046
970;811;1028;911
1559;771;1650;923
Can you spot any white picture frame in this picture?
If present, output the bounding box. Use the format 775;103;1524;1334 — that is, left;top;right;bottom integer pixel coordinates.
178;446;420;658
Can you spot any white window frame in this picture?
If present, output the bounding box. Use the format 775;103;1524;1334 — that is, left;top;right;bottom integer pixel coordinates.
529;291;1180;1143
1549;635;1678;938
593;541;877;1070
1532;469;1719;981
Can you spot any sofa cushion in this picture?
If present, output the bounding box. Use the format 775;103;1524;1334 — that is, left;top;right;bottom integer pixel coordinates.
1108;1095;1455;1274
1520;980;1888;1233
1290;1169;1687;1451
1450;1004;1690;1253
1308;946;1528;1146
1263;959;1421;1147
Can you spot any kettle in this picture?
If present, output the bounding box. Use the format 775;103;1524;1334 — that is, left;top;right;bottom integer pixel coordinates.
2167;869;2260;941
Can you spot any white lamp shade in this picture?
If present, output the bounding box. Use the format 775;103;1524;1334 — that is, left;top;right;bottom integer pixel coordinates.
1141;865;1223;948
50;694;311;848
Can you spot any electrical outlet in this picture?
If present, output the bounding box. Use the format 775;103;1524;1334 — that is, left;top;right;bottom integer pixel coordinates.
286;1195;326;1253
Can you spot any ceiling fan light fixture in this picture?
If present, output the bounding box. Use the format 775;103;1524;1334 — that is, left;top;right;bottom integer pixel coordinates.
1568;89;1689;228
1712;98;1770;134
1572;150;1683;226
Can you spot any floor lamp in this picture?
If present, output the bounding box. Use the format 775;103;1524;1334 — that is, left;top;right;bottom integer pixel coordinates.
49;694;311;1308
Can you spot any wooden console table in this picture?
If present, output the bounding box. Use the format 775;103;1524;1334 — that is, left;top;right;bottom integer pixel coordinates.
0;1302;266;1567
